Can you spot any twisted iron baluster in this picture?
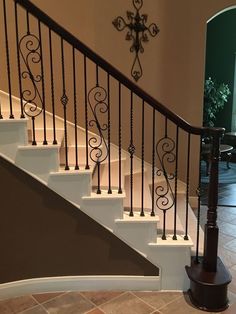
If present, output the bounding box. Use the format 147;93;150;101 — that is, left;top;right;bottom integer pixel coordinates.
38;20;47;145
49;29;57;145
118;82;122;194
141;100;145;216
107;74;112;194
151;107;156;217
60;38;69;170
3;0;14;119
128;91;135;217
173;126;179;240
184;133;191;240
195;136;203;263
72;47;79;170
14;2;25;118
84;55;90;170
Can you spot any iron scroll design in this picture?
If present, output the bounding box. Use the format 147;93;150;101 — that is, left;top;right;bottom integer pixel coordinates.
155;136;176;212
19;32;43;118
112;0;159;81
88;86;109;165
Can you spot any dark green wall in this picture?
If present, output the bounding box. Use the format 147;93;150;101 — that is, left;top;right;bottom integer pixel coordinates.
205;9;236;131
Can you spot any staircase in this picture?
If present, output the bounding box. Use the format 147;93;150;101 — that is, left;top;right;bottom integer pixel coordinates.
0;0;231;310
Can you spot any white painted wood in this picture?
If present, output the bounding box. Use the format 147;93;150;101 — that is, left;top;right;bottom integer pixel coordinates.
81;192;125;231
48;170;92;206
148;240;192;291
15;145;60;183
0;275;161;300
115;213;159;254
0;120;28;161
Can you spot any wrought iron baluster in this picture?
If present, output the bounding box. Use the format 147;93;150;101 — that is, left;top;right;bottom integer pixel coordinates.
38;20;47;145
195;136;203;263
87;66;109;194
0;100;3;119
14;2;25;118
72;47;79;170
60;38;69;170
128;91;135;217
3;0;14;119
84;55;89;170
151;107;156;217
18;12;43;145
141;100;145;216
155;118;176;239
173;126;179;240
107;74;112;194
48;28;57;145
118;82;122;194
32;117;36;145
184;133;191;240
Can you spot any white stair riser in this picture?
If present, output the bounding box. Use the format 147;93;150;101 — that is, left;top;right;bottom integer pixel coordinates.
81;198;124;231
15;147;59;183
0;120;28;161
148;246;191;290
114;222;157;254
48;172;92;206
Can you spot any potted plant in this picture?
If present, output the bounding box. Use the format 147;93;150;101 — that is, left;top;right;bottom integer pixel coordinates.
203;77;231;127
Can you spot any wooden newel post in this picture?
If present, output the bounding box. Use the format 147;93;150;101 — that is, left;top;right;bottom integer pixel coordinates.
186;128;232;312
203;130;221;272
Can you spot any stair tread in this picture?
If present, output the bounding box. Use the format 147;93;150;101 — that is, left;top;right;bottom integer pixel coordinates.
116;211;160;223
82;191;125;200
149;234;194;246
18;144;61;150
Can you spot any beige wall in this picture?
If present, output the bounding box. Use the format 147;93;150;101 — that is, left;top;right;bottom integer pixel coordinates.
2;0;236;196
30;0;236;127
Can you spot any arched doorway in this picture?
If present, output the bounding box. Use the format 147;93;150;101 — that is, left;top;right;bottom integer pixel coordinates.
202;7;236;206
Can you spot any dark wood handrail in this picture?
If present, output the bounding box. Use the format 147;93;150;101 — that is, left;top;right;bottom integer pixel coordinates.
15;0;223;136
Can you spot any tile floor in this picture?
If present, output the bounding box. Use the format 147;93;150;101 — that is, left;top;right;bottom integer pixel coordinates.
2;185;236;313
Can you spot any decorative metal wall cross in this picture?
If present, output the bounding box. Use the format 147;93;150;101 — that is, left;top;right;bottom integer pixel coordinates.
112;0;160;82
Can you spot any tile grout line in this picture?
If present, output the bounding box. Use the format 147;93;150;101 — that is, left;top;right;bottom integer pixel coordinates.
33;291;69;313
155;293;184;312
129;291;156;311
17;303;47;314
80;290;128;308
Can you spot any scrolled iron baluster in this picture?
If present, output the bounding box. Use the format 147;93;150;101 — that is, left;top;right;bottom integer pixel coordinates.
88;85;109;194
155;135;176;239
19;33;43;117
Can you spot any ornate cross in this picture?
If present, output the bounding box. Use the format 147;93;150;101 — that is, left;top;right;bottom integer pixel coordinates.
112;0;160;82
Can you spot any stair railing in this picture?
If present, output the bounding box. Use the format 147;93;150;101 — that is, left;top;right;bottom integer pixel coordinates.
0;0;231;309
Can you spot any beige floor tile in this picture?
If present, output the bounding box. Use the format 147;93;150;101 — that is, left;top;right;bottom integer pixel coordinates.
43;292;94;314
80;291;124;306
32;292;65;304
159;294;219;314
133;291;182;309
86;309;105;314
19;305;48;314
218;247;236;268
0;296;37;314
224;239;236;253
99;292;154;314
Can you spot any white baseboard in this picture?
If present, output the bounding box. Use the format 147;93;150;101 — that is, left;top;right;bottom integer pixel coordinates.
0;275;160;300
